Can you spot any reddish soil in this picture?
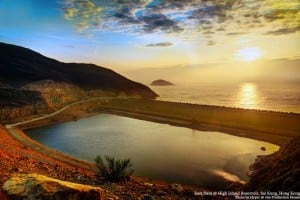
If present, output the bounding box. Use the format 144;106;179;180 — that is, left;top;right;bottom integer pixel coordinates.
0;125;96;185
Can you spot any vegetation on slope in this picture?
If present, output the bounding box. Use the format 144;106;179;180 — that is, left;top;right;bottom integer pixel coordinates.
0;88;49;123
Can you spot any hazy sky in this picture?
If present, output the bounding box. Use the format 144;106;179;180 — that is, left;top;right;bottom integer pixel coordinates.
0;0;299;73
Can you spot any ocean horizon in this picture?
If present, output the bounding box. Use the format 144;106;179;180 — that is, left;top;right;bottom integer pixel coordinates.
150;81;300;113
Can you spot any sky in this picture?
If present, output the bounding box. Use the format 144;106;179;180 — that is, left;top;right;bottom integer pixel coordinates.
0;0;299;82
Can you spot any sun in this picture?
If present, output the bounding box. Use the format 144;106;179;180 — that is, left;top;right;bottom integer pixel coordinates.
235;47;263;62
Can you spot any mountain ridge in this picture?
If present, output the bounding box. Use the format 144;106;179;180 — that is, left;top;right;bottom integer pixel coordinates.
0;42;157;99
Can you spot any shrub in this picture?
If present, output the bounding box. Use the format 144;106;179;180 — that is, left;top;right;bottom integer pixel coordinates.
94;155;134;182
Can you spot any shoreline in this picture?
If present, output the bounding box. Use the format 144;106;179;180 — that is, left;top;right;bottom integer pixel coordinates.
102;109;292;146
5;127;94;170
98;98;300;146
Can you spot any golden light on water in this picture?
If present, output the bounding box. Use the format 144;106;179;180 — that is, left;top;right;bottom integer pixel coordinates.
212;169;246;184
238;83;258;109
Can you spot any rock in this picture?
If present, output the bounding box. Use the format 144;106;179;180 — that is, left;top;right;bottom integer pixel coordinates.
157;191;166;196
170;184;184;193
146;189;152;194
2;173;105;200
143;194;154;200
143;182;153;187
77;175;88;183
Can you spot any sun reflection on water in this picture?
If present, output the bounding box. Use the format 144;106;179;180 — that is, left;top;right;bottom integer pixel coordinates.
238;83;258;109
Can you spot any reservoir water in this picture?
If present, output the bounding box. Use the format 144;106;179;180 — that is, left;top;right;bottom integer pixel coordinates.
25;114;279;189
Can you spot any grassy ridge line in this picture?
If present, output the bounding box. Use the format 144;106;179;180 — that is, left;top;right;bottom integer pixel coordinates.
97;98;300;145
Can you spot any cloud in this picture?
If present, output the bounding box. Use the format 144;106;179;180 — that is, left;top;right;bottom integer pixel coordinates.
60;0;300;39
141;14;183;33
226;32;246;36
60;0;102;32
207;40;216;46
145;42;173;47
265;26;300;35
216;27;225;32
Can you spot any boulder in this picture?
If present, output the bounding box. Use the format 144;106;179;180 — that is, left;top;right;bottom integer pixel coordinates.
2;173;104;200
170;184;183;193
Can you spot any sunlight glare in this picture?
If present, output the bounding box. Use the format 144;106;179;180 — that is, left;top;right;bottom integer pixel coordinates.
236;47;262;62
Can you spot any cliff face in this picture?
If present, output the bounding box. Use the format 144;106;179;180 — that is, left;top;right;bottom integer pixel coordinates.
246;137;300;191
0;42;158;99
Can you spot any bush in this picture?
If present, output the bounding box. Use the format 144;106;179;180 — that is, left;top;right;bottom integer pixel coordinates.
94;155;134;182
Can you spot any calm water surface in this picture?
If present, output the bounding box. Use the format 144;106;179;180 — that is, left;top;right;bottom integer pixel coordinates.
25;114;279;189
150;82;300;113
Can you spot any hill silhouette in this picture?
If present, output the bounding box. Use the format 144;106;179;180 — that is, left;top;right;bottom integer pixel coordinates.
0;42;157;99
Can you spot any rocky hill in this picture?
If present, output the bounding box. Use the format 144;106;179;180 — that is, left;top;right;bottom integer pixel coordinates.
0;42;157;99
245;137;300;191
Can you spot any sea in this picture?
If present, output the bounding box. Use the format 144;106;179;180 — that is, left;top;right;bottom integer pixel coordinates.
149;81;300;113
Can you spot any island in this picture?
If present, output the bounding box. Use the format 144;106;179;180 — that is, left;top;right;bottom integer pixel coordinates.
150;79;174;86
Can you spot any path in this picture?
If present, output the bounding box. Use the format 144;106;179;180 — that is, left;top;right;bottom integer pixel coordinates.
5;97;107;128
